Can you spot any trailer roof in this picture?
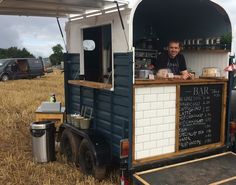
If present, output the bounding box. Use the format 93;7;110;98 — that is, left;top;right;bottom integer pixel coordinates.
0;0;128;17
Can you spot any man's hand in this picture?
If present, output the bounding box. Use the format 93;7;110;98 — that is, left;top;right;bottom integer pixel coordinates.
181;70;192;80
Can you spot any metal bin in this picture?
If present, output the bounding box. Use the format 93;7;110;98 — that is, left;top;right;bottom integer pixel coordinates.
30;121;55;162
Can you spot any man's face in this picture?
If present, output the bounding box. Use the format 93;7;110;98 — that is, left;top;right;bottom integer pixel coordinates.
168;42;181;58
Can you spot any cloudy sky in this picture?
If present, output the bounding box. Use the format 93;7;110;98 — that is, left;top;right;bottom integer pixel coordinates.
0;16;67;57
0;0;235;57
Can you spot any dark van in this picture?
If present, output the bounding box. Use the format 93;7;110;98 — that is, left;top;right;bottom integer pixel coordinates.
0;58;44;81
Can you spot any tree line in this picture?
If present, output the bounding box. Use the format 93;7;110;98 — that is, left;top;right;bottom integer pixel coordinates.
0;47;34;59
0;44;64;66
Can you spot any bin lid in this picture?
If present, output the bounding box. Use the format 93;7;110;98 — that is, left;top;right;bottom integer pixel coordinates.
31;121;54;129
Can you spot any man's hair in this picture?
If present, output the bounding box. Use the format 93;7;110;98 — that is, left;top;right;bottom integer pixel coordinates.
168;39;182;47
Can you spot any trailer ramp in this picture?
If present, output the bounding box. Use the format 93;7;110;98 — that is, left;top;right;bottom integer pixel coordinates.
133;152;236;185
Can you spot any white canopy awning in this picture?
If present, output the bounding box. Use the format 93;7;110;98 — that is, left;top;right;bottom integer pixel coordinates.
0;0;128;17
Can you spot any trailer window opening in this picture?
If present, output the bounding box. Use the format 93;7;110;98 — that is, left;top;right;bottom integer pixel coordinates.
83;24;112;85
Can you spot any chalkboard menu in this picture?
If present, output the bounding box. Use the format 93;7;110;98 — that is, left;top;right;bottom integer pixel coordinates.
179;84;223;150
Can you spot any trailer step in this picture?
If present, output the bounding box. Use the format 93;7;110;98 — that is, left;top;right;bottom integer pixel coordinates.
133;152;236;185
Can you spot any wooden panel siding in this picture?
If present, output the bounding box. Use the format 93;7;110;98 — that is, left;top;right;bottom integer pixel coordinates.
66;53;133;157
114;86;131;96
67;53;134;159
64;53;133;160
113;96;130;106
64;54;81;114
80;87;94;108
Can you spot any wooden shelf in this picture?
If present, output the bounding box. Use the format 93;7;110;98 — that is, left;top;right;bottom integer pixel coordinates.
183;49;230;53
135;48;158;52
135;56;156;59
68;80;112;90
135;49;158;58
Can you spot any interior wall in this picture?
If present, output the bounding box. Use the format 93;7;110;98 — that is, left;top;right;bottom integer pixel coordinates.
66;22;80;54
183;51;229;78
133;0;232;49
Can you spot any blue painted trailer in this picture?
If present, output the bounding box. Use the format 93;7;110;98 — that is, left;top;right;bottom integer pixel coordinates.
2;0;235;184
59;0;235;184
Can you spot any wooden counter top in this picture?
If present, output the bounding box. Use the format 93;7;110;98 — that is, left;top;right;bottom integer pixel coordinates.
68;80;112;90
68;78;227;89
135;77;228;86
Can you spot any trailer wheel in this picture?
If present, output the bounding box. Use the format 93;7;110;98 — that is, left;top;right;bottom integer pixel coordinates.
79;139;106;180
1;74;9;82
60;129;81;164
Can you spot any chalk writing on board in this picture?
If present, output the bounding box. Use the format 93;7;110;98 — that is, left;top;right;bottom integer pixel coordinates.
179;84;222;150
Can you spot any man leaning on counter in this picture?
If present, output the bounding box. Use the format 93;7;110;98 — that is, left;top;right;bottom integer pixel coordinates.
151;40;193;80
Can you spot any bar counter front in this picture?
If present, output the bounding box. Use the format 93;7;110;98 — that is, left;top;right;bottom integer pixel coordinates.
132;77;227;164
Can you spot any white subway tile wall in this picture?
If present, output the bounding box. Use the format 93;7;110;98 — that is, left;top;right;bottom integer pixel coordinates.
134;86;176;160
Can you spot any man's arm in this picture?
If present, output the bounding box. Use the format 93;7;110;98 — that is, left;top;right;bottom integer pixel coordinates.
178;54;191;79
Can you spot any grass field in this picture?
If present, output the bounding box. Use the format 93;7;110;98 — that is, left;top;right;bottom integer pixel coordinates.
0;71;118;185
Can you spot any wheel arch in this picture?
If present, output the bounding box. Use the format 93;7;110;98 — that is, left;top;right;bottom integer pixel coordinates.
83;136;111;166
0;72;11;80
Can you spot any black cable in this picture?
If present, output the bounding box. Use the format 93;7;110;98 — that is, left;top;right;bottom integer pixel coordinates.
114;1;125;30
114;1;129;50
56;17;67;53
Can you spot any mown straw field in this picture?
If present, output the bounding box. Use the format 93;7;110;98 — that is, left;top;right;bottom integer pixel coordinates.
0;70;118;185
